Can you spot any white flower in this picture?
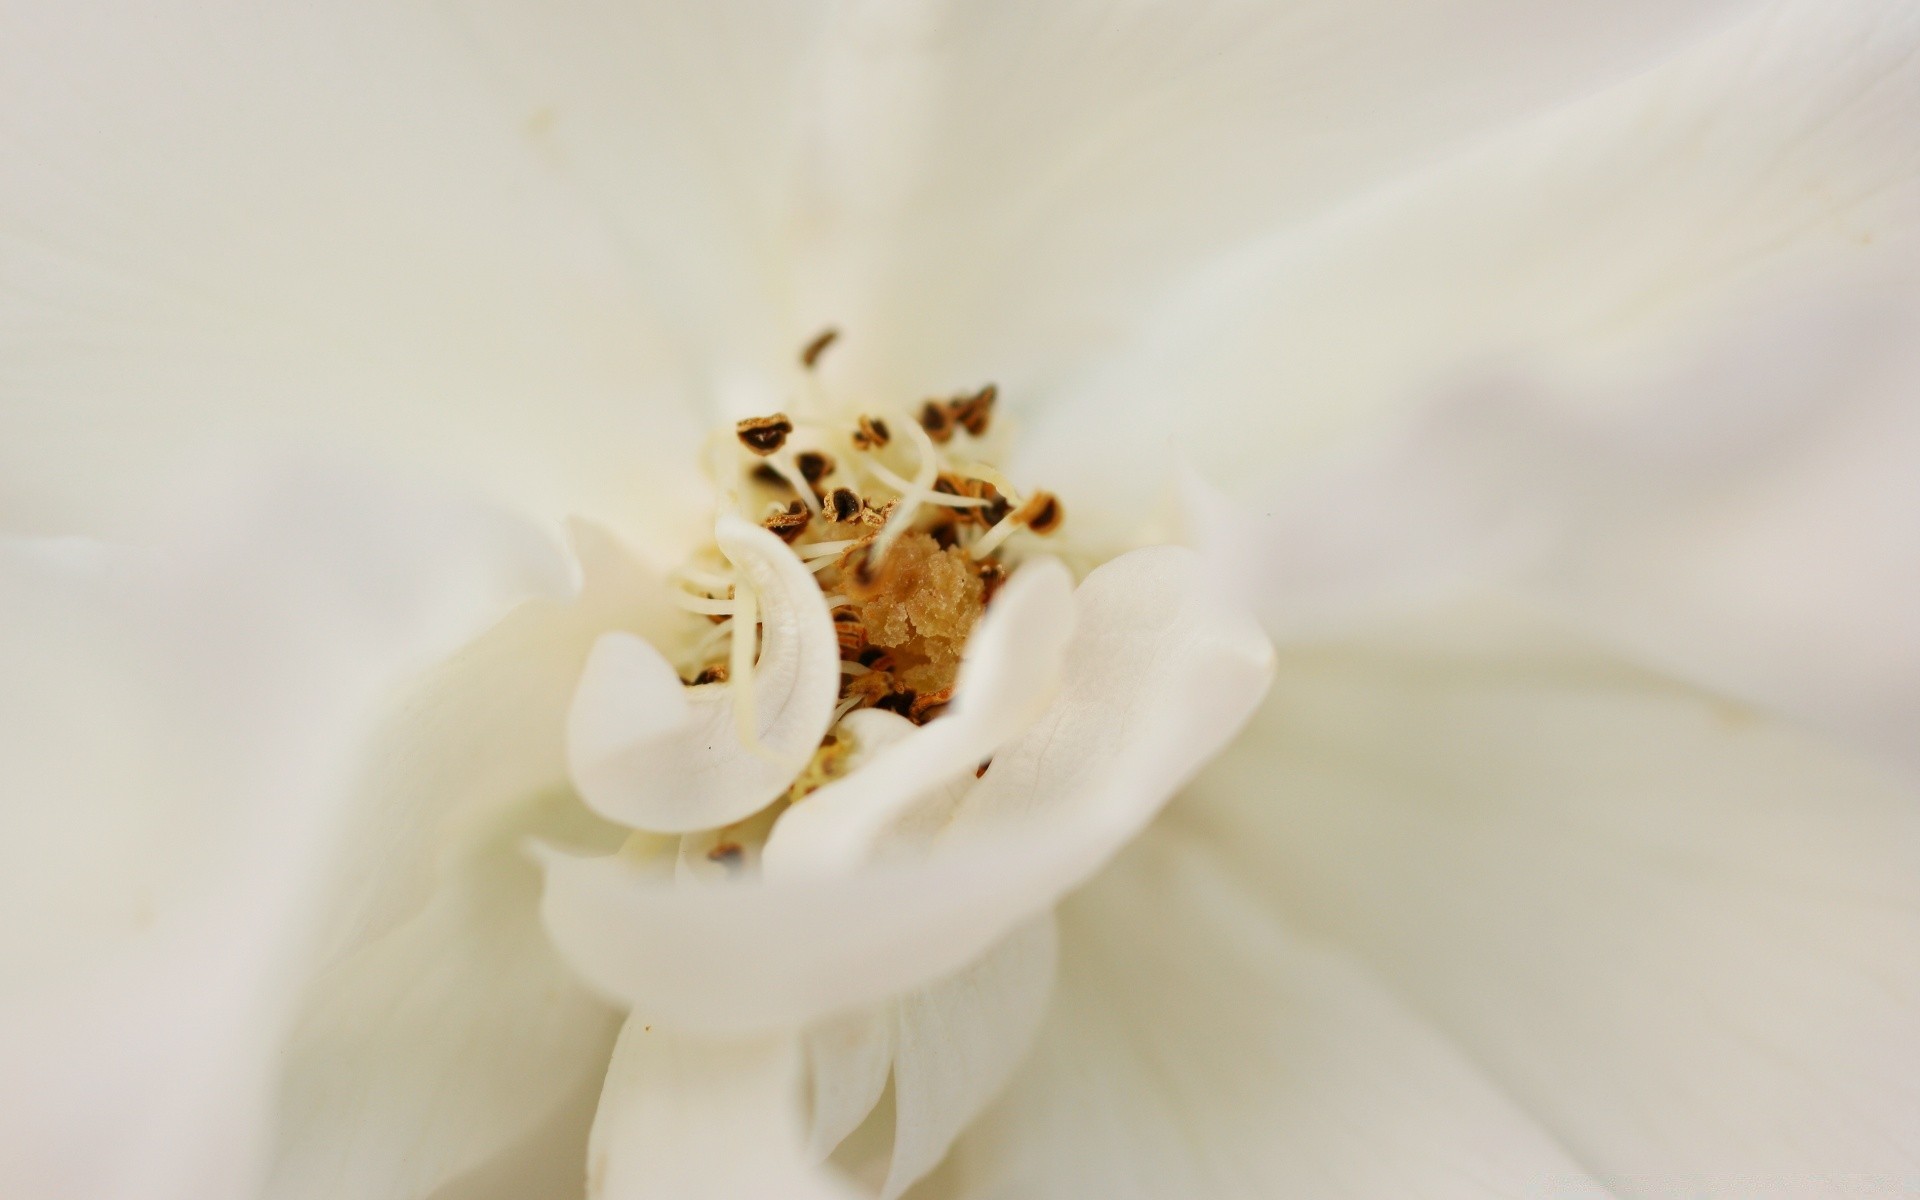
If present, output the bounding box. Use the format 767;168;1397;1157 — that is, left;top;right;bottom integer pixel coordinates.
3;3;1918;1200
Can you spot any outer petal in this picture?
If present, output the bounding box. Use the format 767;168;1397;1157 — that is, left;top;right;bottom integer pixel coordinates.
933;829;1611;1200
1034;0;1920;536
586;1023;857;1200
0;461;566;1200
567;516;839;832
763;557;1076;878
266;792;623;1200
538;545;1271;1032
0;0;708;535
783;0;1755;406
1181;606;1920;1191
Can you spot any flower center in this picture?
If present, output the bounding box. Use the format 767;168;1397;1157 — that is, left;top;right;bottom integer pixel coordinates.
664;331;1067;840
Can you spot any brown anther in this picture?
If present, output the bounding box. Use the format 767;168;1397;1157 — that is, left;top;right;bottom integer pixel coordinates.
837;540;880;590
832;608;867;658
800;327;839;369
736;414;794;455
706;843;745;871
927;516;961;550
856;646;893;672
763;499;810;543
824;486;862;524
795;450;835;486
975;758;992;778
1012;491;1062;535
952;384;997;437
851;415;891;450
857;498;896;529
689;664;730;686
750;462;790;489
976;558;1008;606
917;400;954;444
908;687;952;724
874;689;917;717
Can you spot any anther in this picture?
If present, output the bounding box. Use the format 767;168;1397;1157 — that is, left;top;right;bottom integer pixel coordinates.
852;415;891;450
690;664;731;686
796;450;835;486
917;401;954;444
831;609;867;658
800;327;839;369
824;486;862;524
952;384;996;437
1014;491;1063;535
750;462;790;490
908;687;952;724
736;414;794;455
874;689;917;717
706;842;746;871
763;499;810;543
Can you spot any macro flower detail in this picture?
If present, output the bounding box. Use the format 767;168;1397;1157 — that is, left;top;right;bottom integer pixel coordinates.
3;1;1918;1199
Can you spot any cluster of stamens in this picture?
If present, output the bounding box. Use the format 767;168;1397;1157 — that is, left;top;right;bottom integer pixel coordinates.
666;331;1065;810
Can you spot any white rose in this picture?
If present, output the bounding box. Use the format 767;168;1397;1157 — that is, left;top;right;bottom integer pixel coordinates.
2;2;1916;1199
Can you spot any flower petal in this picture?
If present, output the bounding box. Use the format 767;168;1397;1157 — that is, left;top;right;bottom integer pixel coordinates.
785;0;1756;408
763;557;1076;878
267;793;623;1200
1182;607;1920;1185
567;515;839;833
804;1011;896;1165
538;545;1270;1032
0;459;565;1200
0;1;707;535
586;1023;857;1200
1033;0;1920;535
937;829;1611;1199
881;914;1056;1200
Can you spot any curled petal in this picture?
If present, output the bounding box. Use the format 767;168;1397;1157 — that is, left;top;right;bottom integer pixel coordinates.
567;515;839;833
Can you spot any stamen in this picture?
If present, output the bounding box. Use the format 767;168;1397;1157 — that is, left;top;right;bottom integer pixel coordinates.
871;413;940;563
671;590;738;616
800;327;839;369
851;415;891;451
823;487;863;524
735;414;794;455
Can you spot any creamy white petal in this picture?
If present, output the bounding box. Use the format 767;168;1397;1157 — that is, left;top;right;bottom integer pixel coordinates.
805;1011;896;1165
0;1;706;535
587;1023;857;1200
764;557;1075;878
539;545;1270;1032
883;915;1056;1200
567;515;839;833
1181;606;1920;1190
268;793;622;1200
0;460;565;1200
1034;0;1920;534
317;516;693;966
440;0;835;398
934;829;1612;1200
783;0;1756;408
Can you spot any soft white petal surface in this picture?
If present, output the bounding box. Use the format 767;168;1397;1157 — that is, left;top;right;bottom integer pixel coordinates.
1181;607;1920;1193
1036;0;1920;532
882;915;1057;1200
587;1024;856;1200
0;462;565;1200
539;546;1270;1032
0;0;707;535
783;0;1755;405
268;794;622;1200
764;557;1075;878
930;829;1611;1200
567;515;839;832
